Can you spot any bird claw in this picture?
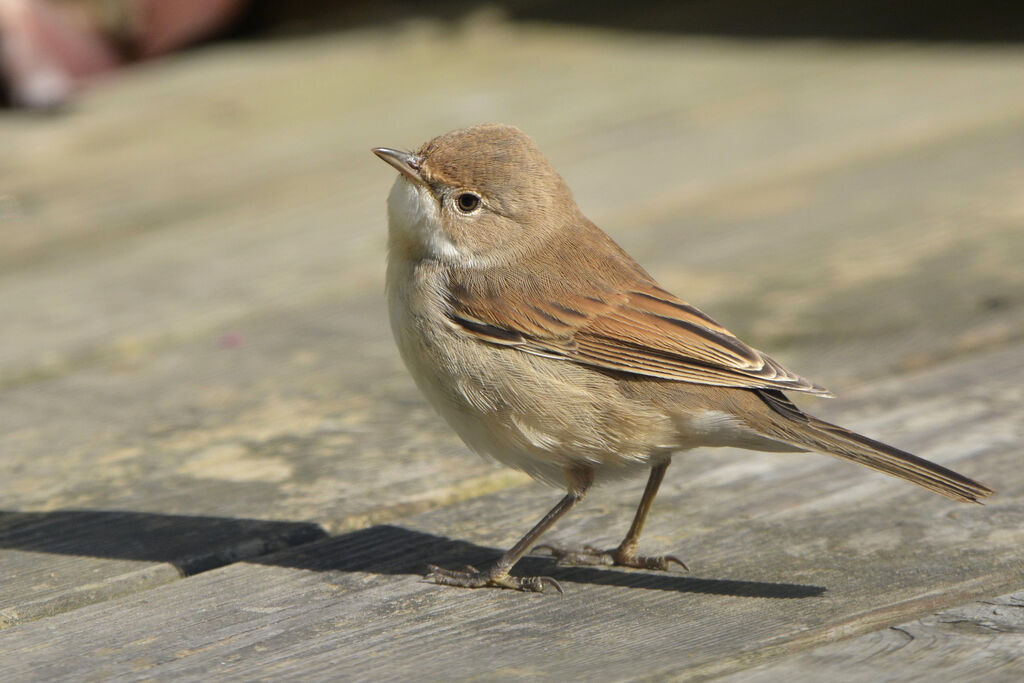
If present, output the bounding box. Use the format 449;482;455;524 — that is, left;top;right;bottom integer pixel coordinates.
425;564;562;593
535;544;688;572
645;554;689;572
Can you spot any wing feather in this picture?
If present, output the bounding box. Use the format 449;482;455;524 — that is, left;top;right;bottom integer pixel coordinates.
442;232;831;397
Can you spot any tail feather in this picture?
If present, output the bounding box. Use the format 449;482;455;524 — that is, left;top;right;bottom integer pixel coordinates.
755;391;994;503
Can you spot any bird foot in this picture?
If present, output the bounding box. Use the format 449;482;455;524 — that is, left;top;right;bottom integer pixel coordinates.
534;544;688;572
425;564;563;593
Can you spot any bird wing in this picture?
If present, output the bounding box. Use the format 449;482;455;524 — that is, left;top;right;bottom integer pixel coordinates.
444;271;832;397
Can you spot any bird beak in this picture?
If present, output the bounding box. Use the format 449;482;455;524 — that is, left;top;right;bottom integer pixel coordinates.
372;147;425;185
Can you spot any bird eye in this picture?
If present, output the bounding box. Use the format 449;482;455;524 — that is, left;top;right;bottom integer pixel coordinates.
455;192;481;213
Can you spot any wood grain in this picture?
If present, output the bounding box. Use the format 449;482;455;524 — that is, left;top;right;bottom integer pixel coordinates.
0;345;1020;677
3;28;1024;389
726;591;1024;682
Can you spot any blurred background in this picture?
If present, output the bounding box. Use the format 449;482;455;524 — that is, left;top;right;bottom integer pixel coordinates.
5;1;1024;109
2;0;1023;524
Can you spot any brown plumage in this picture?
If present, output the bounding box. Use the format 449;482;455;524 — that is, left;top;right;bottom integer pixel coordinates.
374;123;993;592
443;230;833;396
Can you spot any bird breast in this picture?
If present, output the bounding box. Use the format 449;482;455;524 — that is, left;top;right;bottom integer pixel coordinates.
385;252;683;486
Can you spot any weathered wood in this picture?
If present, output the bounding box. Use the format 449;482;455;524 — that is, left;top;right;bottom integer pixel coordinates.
1;21;1023;676
0;345;1019;678
3;29;1024;389
4;108;1021;627
0;512;324;627
0;300;522;626
725;591;1024;682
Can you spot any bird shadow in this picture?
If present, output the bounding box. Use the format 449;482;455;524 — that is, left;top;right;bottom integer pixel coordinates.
0;509;824;598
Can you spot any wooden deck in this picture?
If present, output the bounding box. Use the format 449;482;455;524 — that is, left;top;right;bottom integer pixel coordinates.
2;19;1023;679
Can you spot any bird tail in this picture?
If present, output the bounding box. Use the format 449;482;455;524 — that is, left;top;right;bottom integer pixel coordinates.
753;391;994;503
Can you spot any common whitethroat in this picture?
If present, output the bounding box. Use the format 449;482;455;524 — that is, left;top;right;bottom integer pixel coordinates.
373;123;993;593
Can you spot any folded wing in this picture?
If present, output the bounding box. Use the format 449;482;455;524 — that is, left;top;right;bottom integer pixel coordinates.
445;272;832;396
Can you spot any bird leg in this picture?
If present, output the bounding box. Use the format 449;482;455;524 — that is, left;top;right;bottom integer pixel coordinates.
426;467;593;592
536;460;687;571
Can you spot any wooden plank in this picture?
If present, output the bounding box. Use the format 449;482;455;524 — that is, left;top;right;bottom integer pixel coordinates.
0;512;324;628
2;30;1024;388
0;297;514;522
723;591;1024;682
3;113;1020;522
626;117;1024;390
0;345;1019;678
0;298;522;627
1;28;1023;632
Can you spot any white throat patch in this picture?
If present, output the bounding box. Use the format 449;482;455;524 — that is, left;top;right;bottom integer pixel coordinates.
386;178;465;262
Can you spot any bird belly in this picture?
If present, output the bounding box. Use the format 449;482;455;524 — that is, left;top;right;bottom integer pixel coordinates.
386;260;676;487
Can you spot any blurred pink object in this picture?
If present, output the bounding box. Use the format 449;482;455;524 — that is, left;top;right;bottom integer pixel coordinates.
0;0;119;107
134;0;248;58
0;0;248;108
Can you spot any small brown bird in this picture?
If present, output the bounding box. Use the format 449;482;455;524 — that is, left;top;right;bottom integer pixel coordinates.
373;123;993;593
